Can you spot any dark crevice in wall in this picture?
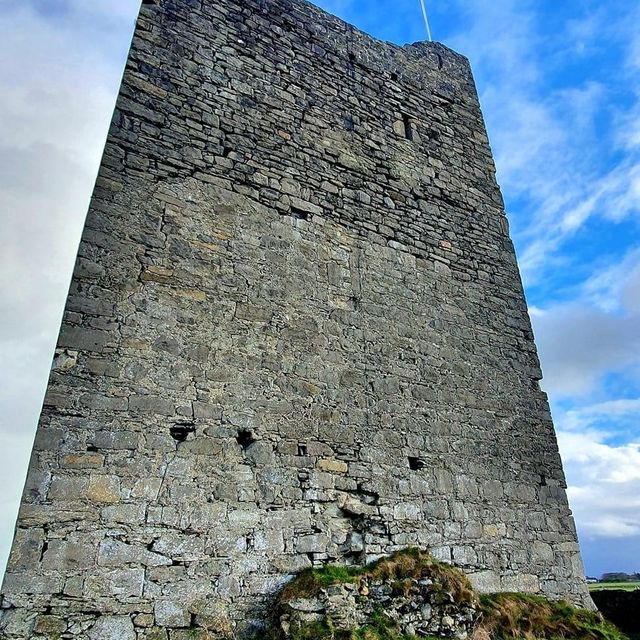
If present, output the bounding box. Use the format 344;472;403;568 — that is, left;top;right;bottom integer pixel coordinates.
39;539;49;562
350;485;379;505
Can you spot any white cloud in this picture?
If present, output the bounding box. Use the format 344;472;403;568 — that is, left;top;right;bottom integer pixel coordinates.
445;0;640;287
534;306;640;397
0;1;139;574
559;427;640;538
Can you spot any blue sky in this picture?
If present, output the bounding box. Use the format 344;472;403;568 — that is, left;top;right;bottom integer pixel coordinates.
0;0;638;579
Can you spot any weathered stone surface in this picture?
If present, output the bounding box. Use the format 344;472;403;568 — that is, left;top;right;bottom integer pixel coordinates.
154;601;191;628
88;616;136;640
0;0;591;636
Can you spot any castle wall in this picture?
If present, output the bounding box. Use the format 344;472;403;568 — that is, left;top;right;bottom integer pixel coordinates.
0;0;590;636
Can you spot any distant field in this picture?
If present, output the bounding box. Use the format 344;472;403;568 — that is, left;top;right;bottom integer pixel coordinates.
589;581;640;591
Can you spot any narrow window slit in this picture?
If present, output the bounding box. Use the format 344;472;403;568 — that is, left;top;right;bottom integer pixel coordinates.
402;113;414;140
298;444;308;456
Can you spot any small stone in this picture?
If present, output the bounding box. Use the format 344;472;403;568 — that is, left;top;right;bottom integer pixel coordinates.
286;598;325;613
133;613;155;627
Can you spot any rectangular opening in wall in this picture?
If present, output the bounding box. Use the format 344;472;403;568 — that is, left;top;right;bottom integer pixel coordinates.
289;207;309;221
402;113;414;141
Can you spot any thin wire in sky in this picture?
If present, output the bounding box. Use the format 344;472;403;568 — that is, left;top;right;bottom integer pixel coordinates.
419;0;433;42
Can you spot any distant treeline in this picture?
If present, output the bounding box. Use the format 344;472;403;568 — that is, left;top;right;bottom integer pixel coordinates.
600;572;640;582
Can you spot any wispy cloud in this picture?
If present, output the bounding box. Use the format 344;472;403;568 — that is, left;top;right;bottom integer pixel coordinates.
445;0;640;288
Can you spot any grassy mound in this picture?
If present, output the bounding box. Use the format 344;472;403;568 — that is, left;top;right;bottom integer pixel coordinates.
477;592;627;640
278;547;476;607
267;549;627;640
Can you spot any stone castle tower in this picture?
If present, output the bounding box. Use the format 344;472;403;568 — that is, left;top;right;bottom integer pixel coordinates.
1;0;591;637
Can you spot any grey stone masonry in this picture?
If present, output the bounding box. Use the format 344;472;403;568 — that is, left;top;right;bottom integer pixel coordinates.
0;0;592;636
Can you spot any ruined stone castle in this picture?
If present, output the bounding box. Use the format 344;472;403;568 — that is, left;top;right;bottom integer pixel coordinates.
0;0;591;637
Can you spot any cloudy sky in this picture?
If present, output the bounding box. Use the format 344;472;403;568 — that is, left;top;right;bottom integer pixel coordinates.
0;0;638;579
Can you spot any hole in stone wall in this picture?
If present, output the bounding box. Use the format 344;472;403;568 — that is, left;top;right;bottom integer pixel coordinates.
391;72;398;81
408;456;425;471
349;52;356;63
298;444;308;456
344;114;355;131
401;113;414;141
289;207;309;221
170;423;195;442
86;444;99;452
355;485;380;505
236;429;256;449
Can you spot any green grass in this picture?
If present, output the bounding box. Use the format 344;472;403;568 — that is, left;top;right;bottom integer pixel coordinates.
589;581;640;592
